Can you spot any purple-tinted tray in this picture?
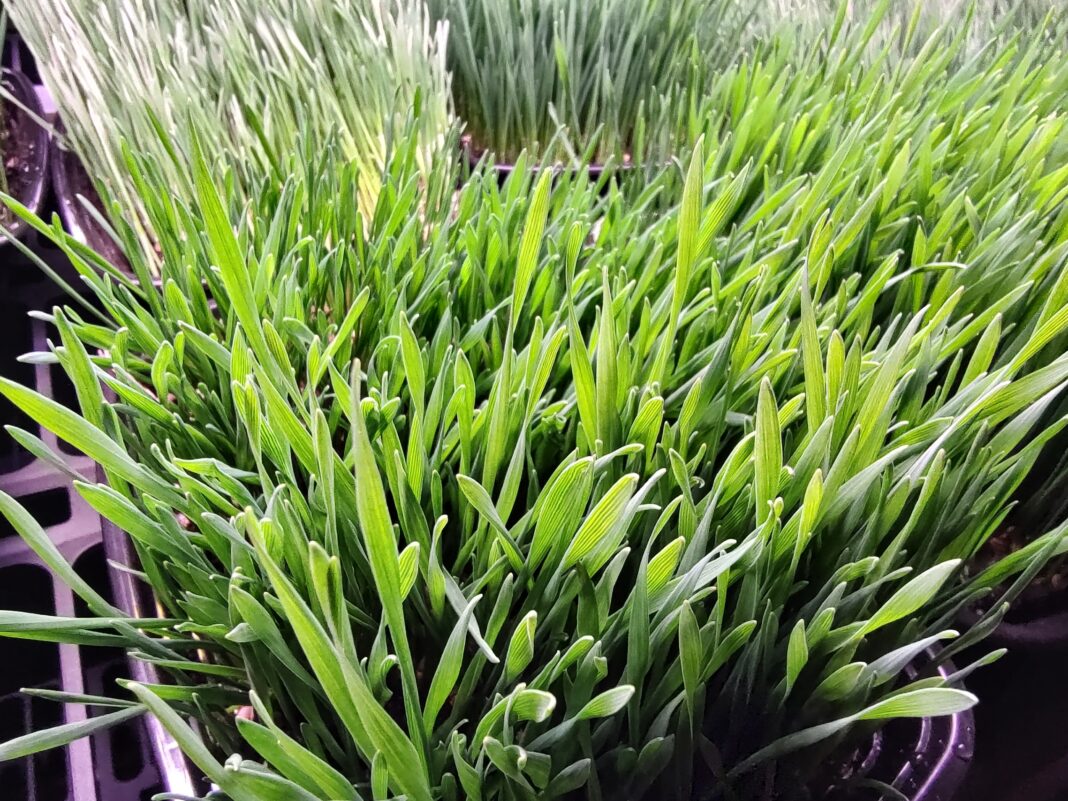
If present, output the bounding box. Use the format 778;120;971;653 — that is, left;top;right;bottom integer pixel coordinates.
834;655;975;801
49;132;129;270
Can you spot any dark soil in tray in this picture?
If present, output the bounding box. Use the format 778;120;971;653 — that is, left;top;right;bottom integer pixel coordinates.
0;73;48;237
965;434;1068;631
979;523;1068;622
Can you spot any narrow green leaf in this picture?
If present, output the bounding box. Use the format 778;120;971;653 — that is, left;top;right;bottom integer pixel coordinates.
577;685;635;720
859;561;961;636
349;361;428;766
561;474;638;570
0;705;145;762
755;378;782;525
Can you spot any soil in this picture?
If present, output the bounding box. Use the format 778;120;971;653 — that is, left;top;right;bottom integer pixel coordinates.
973;523;1068;622
0;79;45;232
